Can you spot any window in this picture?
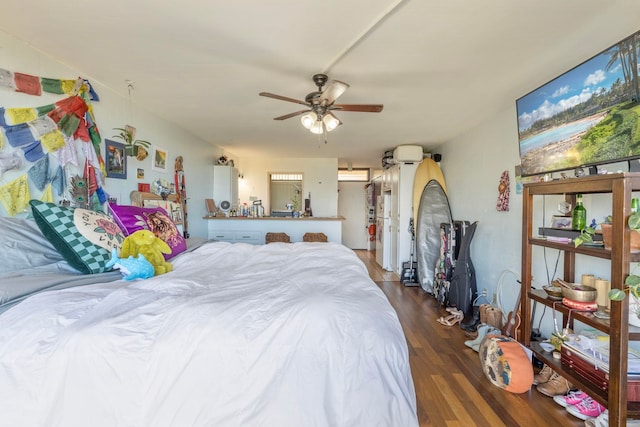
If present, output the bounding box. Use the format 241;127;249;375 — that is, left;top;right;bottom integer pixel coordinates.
338;168;370;182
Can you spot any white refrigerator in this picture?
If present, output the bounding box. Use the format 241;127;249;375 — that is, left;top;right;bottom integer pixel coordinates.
375;193;391;270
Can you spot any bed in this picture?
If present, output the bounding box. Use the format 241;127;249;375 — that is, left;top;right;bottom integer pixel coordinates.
0;215;417;426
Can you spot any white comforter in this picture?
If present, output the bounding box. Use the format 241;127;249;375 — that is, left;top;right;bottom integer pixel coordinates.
0;242;417;427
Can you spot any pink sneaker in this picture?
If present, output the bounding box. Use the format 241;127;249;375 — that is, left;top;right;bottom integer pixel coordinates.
553;390;588;407
566;397;606;420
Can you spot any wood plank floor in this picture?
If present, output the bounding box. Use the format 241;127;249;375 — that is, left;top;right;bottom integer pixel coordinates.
354;250;583;427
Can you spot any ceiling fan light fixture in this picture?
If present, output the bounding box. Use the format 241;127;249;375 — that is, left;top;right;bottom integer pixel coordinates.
322;113;340;131
309;120;324;134
300;112;317;129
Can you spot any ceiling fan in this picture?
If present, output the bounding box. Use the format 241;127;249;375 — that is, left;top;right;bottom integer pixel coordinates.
259;73;383;134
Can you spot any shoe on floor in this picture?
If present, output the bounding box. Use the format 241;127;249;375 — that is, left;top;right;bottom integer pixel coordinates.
536;372;572;397
533;364;554;386
584;410;640;427
566;396;605;420
553;390;588;407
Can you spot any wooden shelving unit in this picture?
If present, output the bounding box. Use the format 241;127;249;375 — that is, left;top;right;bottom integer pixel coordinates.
521;173;640;426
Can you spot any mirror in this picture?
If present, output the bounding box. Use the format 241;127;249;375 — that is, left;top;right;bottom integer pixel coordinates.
269;173;303;214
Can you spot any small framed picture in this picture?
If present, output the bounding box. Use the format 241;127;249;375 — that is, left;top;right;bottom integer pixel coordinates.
152;146;168;173
137;168;145;179
105;139;126;179
551;215;573;229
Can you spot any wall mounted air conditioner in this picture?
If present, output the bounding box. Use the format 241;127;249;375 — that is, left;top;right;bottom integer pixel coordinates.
393;145;423;164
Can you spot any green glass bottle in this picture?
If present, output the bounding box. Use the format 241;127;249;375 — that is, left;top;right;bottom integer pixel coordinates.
572;193;586;231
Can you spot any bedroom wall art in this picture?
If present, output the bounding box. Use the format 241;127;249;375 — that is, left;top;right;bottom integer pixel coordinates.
105;139;126;179
0;68;105;215
152;146;168;173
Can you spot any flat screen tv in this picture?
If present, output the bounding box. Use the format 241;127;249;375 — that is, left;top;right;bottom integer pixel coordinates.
517;30;640;177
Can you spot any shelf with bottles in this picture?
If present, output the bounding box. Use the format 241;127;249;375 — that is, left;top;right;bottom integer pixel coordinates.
521;173;640;426
529;236;640;262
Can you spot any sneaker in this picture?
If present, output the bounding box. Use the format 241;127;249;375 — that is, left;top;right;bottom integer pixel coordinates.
587;410;640;427
566;397;605;420
536;372;573;397
553;390;588;407
533;364;554;385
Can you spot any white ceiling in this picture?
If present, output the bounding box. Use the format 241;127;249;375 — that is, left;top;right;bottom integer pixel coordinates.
1;0;639;168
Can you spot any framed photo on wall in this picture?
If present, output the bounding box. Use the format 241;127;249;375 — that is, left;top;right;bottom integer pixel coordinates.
105;139;126;179
152;146;168;173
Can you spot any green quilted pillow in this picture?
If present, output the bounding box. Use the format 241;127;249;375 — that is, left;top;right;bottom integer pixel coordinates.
29;200;125;274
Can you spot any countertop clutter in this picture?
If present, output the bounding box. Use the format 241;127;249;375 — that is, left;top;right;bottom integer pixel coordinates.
203;215;345;221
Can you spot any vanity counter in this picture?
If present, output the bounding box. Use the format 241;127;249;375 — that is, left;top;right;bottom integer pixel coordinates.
204;216;344;244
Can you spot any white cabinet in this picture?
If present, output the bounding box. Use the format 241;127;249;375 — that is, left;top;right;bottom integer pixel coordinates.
209;228;262;244
213;165;239;210
386;162;419;276
206;218;344;244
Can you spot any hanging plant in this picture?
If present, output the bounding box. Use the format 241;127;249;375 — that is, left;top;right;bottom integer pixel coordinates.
112;127;151;160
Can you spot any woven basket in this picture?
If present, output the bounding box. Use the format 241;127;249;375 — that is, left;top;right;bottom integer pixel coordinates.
265;232;290;244
303;232;327;242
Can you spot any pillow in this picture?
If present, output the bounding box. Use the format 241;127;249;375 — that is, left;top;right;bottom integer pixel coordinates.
0;216;65;273
108;203;186;259
478;334;533;394
29;200;126;274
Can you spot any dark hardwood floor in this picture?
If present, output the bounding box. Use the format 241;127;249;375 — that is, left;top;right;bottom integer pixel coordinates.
354;250;583;427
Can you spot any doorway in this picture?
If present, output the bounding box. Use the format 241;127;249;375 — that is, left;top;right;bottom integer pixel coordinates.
338;182;368;249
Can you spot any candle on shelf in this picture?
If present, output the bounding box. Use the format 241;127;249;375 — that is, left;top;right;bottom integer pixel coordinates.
581;274;596;287
594;278;611;311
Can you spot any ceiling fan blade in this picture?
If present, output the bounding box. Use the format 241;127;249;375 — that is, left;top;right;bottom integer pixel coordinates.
319;80;349;104
273;110;310;120
259;92;309;106
331;104;384;113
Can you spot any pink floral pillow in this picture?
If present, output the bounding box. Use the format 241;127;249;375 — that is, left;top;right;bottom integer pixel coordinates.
108;203;186;260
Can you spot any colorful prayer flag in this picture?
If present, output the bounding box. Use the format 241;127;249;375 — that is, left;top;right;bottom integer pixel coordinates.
13;72;41;96
0;175;30;216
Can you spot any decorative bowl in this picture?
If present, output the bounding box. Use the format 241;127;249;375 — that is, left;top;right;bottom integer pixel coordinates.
561;284;598;302
543;286;563;299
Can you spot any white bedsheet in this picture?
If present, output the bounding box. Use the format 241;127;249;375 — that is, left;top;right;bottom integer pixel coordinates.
0;242;417;427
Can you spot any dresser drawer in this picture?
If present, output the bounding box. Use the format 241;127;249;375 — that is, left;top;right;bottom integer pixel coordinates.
233;231;262;244
209;231;234;242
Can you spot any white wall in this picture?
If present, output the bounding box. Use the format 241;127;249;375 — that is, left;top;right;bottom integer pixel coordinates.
438;106;522;292
236;157;338;217
0;30;225;238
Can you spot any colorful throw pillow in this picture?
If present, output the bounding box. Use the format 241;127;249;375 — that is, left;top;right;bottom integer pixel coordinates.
108;203;186;259
29;200;125;274
478;334;533;394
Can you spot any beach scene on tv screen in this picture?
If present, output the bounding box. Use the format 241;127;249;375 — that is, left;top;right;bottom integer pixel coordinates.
517;31;640;176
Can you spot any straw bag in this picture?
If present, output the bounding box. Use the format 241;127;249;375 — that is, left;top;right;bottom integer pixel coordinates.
480;303;503;329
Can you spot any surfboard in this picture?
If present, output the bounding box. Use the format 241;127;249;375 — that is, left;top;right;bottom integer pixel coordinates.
411;158;449;293
415;179;452;293
413;158;446;221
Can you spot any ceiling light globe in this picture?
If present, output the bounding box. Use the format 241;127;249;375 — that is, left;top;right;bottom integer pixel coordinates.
309;121;324;134
322;113;340;131
300;112;317;129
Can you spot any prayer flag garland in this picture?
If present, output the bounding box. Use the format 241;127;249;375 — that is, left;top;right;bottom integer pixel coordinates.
0;69;99;101
0;69;106;216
